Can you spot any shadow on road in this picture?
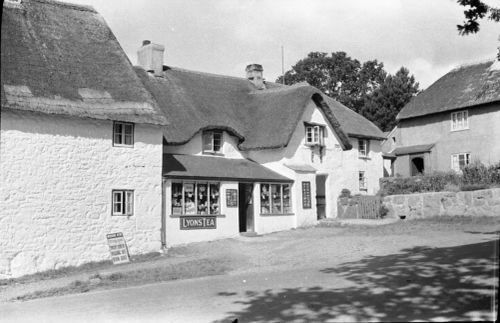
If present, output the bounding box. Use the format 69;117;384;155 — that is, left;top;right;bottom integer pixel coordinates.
214;239;499;322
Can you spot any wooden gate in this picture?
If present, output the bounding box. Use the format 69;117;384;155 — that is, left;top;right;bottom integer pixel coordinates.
358;196;380;219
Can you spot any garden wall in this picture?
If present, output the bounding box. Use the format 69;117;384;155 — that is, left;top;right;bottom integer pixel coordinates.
383;188;500;218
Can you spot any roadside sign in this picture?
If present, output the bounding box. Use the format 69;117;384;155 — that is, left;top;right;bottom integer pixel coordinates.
106;232;130;264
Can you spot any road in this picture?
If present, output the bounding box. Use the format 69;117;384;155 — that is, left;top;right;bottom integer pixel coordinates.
1;239;498;323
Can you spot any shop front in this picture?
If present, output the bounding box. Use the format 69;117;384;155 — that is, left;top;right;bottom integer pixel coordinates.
162;154;294;246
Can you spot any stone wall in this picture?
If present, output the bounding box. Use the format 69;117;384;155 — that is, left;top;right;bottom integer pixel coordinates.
383;188;500;218
0;110;164;278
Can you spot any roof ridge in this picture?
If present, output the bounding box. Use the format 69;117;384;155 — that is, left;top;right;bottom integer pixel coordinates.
166;66;251;82
449;58;494;73
28;0;96;13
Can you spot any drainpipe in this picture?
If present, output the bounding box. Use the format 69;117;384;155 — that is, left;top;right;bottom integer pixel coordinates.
161;178;167;252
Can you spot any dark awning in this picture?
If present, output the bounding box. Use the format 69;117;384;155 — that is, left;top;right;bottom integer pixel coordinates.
393;144;435;156
163;154;292;182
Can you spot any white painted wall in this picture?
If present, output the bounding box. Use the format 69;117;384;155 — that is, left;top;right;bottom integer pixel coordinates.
0;110;163;278
164;131;245;159
163;180;240;245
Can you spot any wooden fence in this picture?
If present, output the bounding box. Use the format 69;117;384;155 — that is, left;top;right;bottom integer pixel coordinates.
337;195;380;219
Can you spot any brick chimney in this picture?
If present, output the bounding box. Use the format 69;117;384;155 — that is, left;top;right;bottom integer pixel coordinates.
246;64;265;90
137;40;165;76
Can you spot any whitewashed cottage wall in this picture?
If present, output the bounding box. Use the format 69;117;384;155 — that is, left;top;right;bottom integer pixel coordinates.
0;110;164;278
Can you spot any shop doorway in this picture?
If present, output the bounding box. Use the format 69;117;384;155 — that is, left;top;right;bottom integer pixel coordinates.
410;155;425;176
238;183;254;233
316;175;327;219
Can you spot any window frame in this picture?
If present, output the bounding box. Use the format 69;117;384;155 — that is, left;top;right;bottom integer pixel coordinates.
450;110;469;131
202;130;223;155
260;183;292;215
359;171;367;191
358;139;370;158
113;121;134;147
451;153;471;172
112;190;134;216
171;181;221;216
304;123;325;146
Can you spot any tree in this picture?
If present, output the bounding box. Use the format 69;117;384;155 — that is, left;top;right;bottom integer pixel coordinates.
276;52;419;131
456;0;500;59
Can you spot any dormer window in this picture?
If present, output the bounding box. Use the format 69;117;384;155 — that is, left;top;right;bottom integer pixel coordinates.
305;124;325;146
202;130;223;154
113;122;134;147
358;139;370;158
451;110;468;131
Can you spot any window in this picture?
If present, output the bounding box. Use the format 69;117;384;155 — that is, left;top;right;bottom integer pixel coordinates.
358;139;369;158
113;122;134;147
305;124;325;145
171;181;220;215
451;153;471;172
359;171;367;191
451;110;469;131
202;131;223;154
260;183;292;214
112;190;134;216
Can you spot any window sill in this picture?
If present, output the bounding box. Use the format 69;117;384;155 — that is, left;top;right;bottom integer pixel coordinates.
260;213;295;216
113;144;134;148
358;156;371;160
170;214;225;218
450;128;470;132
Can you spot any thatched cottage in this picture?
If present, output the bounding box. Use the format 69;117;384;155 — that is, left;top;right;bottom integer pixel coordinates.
1;0;384;278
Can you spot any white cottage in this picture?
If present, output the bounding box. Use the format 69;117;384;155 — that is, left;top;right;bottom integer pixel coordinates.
1;0;385;278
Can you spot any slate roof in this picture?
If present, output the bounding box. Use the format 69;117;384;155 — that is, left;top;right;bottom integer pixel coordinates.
136;66;384;151
1;0;167;125
393;144;435;156
163;154;292;182
397;60;500;120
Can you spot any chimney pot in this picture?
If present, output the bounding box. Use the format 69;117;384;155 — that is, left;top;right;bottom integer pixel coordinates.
137;41;165;76
246;64;265;89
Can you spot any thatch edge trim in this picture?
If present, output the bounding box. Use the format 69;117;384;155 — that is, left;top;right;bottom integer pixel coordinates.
163;125;246;146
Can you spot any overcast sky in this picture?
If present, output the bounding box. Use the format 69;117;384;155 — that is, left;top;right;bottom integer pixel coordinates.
65;0;499;88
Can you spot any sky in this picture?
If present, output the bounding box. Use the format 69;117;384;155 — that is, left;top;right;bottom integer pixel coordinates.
63;0;499;89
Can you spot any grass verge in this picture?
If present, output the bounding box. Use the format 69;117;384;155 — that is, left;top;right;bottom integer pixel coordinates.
12;257;231;302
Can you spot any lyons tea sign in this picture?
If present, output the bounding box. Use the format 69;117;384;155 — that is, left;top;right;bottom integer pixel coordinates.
180;216;217;230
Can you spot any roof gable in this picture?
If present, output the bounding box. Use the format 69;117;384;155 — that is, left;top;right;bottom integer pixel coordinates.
1;0;167;125
397;61;500;120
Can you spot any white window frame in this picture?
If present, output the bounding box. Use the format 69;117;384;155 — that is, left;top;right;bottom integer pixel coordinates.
260;183;292;214
359;171;367;191
202;131;223;154
450;110;469;131
171;181;221;215
358;139;369;158
112;190;134;216
305;124;325;146
451;153;471;172
113;122;134;147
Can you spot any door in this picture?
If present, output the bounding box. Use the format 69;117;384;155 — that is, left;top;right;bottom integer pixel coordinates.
316;175;327;219
410;155;425;176
238;183;254;232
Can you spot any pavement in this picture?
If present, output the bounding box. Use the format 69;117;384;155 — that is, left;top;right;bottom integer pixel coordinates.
1;237;497;323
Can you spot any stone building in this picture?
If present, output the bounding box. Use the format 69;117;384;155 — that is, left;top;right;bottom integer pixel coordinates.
1;0;384;277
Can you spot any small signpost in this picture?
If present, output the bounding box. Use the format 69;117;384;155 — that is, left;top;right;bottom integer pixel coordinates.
106;232;130;264
180;216;217;230
302;181;312;209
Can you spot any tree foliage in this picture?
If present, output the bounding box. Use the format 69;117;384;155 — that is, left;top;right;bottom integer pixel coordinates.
276;52;419;131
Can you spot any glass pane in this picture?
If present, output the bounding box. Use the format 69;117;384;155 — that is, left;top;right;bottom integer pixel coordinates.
313;126;319;142
114;133;122;145
197;183;208;215
184;183;196;215
124;134;132;145
124;124;133;135
213;132;222;152
283;184;291;213
209;183;220;215
306;127;312;143
271;184;281;213
113;191;122;214
126;191;133;214
203;132;213;152
172;183;183;214
260;184;270;214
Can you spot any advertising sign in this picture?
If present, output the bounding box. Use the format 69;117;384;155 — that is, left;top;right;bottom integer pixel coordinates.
180;216;217;230
106;232;130;264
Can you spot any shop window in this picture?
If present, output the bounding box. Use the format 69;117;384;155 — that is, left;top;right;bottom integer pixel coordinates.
202;131;223;154
261;183;292;214
112;190;134;216
451;110;468;131
305;124;325;146
358;139;369;158
113;121;134;147
171;181;220;215
451;153;471;172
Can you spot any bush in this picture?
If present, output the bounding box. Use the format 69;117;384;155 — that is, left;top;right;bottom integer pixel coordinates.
339;188;352;198
378;205;389;218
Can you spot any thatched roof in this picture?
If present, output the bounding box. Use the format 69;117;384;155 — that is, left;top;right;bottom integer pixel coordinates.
163;154;292;182
1;0;167;125
136;66;385;151
398;60;500;120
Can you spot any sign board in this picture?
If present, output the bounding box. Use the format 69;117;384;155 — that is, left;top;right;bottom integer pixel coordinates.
302;181;312;209
180;216;217;230
226;189;238;207
106;232;130;264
